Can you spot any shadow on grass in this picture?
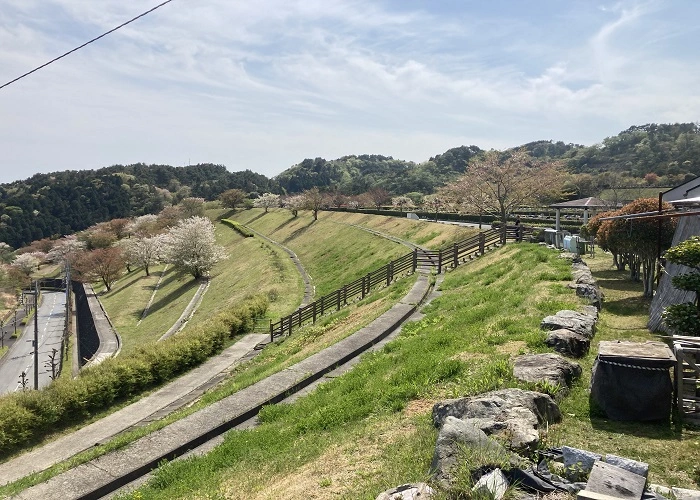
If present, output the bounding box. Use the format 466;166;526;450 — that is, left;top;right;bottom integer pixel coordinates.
273;215;300;234
139;275;199;318
246;211;268;225
282;219;315;244
603;295;651;316
105;269;149;297
589;411;680;440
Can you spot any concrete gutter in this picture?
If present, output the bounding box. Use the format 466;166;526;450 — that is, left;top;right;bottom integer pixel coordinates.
16;272;431;499
82;284;120;368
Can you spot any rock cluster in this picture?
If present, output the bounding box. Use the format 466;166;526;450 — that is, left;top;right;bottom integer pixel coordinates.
570;260;604;309
512;353;582;397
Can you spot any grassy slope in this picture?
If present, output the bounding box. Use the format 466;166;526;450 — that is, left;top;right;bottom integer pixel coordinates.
230;209;471;296
120;244;591;499
100;213;304;355
123;245;700;499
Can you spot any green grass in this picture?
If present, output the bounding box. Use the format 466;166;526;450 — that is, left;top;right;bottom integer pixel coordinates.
99;215;304;355
118;243;584;499
547;252;700;489
231;209;421;296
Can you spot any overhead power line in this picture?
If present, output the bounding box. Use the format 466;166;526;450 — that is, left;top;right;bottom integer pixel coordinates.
0;0;176;91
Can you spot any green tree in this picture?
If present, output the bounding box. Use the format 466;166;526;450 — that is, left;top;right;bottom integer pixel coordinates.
662;236;700;335
218;189;247;210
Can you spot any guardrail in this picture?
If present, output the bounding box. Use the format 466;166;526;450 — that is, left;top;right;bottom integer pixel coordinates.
269;226;531;340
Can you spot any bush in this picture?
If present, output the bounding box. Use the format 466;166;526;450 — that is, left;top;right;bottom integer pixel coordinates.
221;219;254;237
0;294;268;457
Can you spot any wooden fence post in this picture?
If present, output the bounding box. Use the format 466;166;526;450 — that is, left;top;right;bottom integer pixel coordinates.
320;296;325;316
343;284;348;305
361;276;366;299
313;301;317;323
479;232;485;255
270;320;274;343
387;262;393;286
453;243;458;268
413;249;418;272
437;250;443;274
336;289;341;311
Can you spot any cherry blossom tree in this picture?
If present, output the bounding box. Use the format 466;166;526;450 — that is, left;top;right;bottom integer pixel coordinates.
254;193;280;213
75;247;125;292
283;195;306;217
12;253;39;276
162;217;226;279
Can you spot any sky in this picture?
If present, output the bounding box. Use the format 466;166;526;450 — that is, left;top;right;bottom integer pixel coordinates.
0;0;699;185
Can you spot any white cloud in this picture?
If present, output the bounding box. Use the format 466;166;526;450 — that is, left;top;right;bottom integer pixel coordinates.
0;0;699;184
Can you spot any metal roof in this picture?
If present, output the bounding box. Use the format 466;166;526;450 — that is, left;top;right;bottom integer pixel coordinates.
550;197;610;209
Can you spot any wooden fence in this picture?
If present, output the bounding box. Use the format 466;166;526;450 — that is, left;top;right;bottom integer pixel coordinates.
674;338;700;423
269;226;530;340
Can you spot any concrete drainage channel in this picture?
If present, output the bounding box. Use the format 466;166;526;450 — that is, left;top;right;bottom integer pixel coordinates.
17;272;434;500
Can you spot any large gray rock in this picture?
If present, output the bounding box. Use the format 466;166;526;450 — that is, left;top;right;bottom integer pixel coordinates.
572;263;596;285
376;483;435;499
432;389;561;451
545;329;590;358
582;305;599;320
513;353;582;390
430;416;507;488
541;310;596;338
573;283;604;309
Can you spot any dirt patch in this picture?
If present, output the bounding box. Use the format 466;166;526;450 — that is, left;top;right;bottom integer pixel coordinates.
495;340;527;357
404;399;437;417
450;351;488;363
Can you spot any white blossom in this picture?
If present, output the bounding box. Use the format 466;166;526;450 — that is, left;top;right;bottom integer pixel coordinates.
162;216;226;279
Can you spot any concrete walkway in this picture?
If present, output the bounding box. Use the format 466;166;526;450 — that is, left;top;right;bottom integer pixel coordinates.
0;333;268;487
15;271;432;499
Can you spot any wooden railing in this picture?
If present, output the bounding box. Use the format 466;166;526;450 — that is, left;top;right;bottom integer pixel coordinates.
269;226;530;340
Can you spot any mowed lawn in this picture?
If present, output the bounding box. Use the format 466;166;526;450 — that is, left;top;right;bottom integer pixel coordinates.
231;209;478;296
122;244;700;499
120;244;593;499
99;213;304;355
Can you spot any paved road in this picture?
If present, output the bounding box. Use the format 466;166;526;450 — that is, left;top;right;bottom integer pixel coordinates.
0;291;66;393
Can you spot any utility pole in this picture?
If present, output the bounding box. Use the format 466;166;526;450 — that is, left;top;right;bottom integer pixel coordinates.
33;280;39;390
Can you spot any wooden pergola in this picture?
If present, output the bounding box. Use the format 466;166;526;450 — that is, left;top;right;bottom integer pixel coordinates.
550;197;610;231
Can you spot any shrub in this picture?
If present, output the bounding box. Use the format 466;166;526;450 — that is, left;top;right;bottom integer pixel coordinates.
221;219;254;238
0;294;268;457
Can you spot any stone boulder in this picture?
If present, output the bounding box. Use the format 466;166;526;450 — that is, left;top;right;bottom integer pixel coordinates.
582;305;599;320
432;389;561;451
376;483;435;499
545;329;590;358
572;283;604;310
572;262;596;285
512;353;582;391
541;310;596;338
430;416;508;488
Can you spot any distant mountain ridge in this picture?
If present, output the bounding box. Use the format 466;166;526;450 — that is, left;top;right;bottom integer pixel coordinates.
1;122;699;248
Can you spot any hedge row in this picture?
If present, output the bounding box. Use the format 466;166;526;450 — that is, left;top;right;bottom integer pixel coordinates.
0;294;268;456
221;218;255;237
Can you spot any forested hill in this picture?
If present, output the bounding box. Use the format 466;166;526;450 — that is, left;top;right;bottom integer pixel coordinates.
2;122;699;248
0;164;277;248
274;123;700;195
274;147;483;195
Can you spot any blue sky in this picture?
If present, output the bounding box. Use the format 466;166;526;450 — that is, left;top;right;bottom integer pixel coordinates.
0;0;699;184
